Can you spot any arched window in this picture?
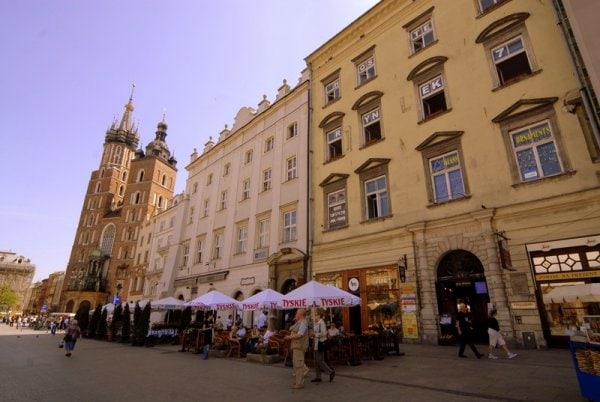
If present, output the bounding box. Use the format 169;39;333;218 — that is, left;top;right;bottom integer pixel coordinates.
158;196;164;208
100;224;116;256
137;170;145;182
161;174;167;186
95;182;101;193
113;146;122;165
119;185;124;196
122;171;127;181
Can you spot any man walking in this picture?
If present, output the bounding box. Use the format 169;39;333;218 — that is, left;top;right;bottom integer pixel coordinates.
311;311;335;383
456;302;483;359
286;309;309;389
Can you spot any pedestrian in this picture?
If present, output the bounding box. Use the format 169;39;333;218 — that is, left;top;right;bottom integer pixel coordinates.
311;311;335;383
487;308;517;359
455;302;483;359
50;320;58;335
63;319;82;357
202;313;214;360
285;308;310;389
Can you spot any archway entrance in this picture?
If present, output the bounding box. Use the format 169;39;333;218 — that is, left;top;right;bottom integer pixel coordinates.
436;250;490;343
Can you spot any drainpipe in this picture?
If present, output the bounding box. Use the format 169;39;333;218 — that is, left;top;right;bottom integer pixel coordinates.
305;67;313;283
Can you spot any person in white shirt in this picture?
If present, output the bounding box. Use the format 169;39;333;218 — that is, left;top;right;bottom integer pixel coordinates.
327;322;340;339
258;310;268;329
311;312;335;383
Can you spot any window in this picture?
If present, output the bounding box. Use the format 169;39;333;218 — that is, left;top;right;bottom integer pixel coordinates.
323;70;341;105
283;211;297;243
327;128;343;161
220;190;228;210
257;218;270;248
429;151;465;202
479;0;508;13
510;121;563;182
287;122;298;139
137;170;145;182
203;199;209;217
181;242;190;268
223;163;231;176
286;156;297;181
356;56;376;86
419;75;447;120
491;36;532;86
192;182;198;194
100;224;116;255
244;149;253;164
410;20;435;54
207;174;213;186
213;232;223;259
362;107;382;145
262;169;272;191
188;207;195;224
195;237;205;263
237;225;248;254
327;188;347;229
265;137;274;153
242;179;251;200
365;176;389;219
113;146;122;165
161;174;167;186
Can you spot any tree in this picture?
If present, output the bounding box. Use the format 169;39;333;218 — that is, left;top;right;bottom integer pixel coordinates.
121;303;131;343
0;285;18;311
132;302;143;346
133;302;151;346
87;305;102;338
75;303;90;334
97;309;108;340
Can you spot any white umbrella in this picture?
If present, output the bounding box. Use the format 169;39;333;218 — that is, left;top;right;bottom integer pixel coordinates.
239;289;284;311
185;290;239;310
152;296;185;310
102;303;116;313
278;280;361;309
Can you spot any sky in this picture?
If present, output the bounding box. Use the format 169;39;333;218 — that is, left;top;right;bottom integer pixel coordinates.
0;0;379;282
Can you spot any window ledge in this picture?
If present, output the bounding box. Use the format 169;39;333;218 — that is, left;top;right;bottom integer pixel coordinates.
355;75;378;90
322;224;349;233
511;170;576;188
359;137;385;150
360;213;393;224
324;155;345;165
426;194;471;208
418;107;453;125
492;69;542;92
408;40;439;59
323;98;341;109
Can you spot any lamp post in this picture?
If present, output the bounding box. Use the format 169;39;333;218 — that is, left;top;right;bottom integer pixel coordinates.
115;283;123;305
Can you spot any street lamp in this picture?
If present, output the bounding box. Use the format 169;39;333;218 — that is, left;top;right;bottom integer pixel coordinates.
397;254;408;283
115;283;123;304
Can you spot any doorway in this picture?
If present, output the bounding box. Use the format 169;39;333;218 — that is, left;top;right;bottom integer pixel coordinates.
436;250;490;343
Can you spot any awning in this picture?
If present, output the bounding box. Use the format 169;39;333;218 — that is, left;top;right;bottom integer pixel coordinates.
543;283;600;303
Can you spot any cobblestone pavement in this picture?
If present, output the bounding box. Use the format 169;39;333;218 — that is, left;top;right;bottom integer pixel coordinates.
0;325;585;402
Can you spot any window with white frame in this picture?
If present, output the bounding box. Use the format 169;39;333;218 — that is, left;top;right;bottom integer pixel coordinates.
327;188;347;229
203;199;209;217
195;237;204;263
282;210;297;243
220;190;228;210
410;19;435;54
287;122;298;139
491;36;532;86
362;107;382;145
356;55;376;86
257;218;270;248
181;242;190;268
510;120;563;182
365;176;389;220
265;137;274;153
479;0;508;13
429;151;466;203
237;225;248;254
262;169;272;191
324;73;341;105
327;127;343;161
245;149;253;164
419;75;447;120
213;232;223;259
286;156;297;181
242;179;251;200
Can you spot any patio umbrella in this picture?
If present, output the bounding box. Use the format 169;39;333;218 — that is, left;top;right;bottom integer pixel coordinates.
185;290;240;311
102;303;116;313
239;289;284;311
278;280;361;309
152;296;185;310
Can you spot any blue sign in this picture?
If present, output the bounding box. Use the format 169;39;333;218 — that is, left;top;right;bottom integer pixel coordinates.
41;304;48;312
113;295;121;305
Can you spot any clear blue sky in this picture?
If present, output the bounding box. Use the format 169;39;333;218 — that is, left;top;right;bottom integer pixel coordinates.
0;0;379;282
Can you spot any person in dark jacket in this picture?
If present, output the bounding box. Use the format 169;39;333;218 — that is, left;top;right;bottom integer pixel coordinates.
455;302;483;359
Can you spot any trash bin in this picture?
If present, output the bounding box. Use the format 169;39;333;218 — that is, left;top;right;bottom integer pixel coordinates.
522;331;537;349
569;340;600;402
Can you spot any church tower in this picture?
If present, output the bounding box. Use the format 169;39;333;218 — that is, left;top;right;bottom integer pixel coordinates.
59;88;177;314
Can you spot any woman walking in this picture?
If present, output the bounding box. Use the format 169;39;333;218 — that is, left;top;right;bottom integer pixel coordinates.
63;319;82;357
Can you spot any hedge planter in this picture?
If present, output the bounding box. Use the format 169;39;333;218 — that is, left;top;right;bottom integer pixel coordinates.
245;353;282;364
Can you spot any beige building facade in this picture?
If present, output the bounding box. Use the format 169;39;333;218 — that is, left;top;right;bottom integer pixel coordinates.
0;251;35;313
306;0;600;348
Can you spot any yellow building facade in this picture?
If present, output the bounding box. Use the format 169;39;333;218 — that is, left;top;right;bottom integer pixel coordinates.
306;0;600;348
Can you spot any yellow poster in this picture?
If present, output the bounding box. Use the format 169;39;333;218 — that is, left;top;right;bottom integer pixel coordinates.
402;311;419;339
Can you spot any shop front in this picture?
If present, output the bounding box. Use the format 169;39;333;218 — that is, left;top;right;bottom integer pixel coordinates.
527;236;600;348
